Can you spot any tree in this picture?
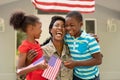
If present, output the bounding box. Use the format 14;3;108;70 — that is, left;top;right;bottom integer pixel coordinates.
17;31;26;48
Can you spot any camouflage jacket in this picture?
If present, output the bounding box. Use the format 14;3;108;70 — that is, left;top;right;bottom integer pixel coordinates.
42;40;73;80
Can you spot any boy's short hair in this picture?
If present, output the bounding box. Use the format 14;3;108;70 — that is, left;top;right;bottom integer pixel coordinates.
66;11;83;22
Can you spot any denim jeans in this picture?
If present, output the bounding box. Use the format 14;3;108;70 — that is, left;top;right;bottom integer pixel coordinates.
73;74;100;80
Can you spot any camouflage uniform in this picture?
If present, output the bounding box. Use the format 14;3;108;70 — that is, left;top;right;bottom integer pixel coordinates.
42;40;73;80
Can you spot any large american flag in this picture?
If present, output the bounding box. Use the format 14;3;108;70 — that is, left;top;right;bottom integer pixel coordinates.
32;0;95;13
42;55;62;80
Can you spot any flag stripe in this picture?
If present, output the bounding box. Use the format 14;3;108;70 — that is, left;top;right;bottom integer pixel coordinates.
42;55;62;80
34;0;95;5
32;0;95;13
33;2;95;10
32;3;95;13
34;0;95;7
53;59;61;79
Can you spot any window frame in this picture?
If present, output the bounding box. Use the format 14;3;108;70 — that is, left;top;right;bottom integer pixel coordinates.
84;18;97;34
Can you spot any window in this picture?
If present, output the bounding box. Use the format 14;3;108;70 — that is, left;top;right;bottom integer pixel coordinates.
84;18;97;34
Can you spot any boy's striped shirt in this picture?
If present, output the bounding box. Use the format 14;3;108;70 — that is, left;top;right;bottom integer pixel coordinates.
64;31;100;79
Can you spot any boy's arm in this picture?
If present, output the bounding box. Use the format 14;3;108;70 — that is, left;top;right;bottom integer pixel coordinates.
74;52;102;66
64;52;103;69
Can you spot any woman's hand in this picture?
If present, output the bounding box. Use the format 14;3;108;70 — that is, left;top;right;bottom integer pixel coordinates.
26;49;37;66
63;60;76;69
89;33;99;42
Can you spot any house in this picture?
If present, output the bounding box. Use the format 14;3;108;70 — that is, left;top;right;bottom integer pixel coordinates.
0;0;120;80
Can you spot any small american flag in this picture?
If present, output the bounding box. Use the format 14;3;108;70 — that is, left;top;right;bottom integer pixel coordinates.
32;0;95;13
17;56;45;74
32;56;45;65
42;55;62;80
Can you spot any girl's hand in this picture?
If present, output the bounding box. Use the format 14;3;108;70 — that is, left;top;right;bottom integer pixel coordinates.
36;62;48;70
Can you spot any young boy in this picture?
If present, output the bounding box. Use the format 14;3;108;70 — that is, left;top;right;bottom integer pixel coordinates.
64;11;102;80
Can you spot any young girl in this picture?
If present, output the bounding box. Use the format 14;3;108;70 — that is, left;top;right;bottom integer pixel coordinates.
10;11;48;80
